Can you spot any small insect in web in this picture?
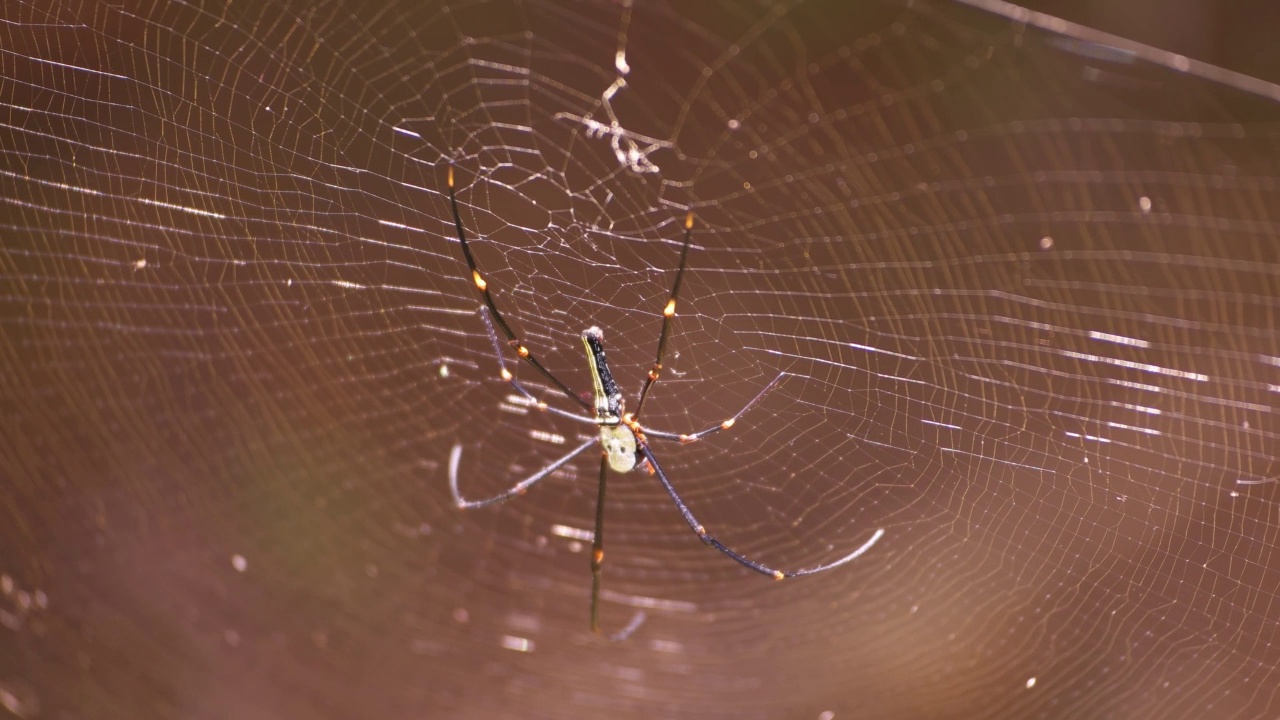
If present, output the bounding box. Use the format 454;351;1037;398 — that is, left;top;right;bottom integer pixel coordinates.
443;163;885;636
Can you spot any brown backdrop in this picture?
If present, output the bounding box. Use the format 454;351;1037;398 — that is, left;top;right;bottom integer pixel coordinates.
2;2;1278;719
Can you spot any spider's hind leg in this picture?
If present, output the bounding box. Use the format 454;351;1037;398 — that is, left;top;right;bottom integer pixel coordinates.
448;437;597;510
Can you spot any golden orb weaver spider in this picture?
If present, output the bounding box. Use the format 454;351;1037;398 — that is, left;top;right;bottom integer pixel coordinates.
444;163;885;635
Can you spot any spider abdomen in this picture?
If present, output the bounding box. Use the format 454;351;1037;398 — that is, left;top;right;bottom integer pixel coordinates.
581;327;625;424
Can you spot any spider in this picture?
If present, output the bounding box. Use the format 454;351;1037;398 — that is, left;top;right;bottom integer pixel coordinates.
444;163;885;635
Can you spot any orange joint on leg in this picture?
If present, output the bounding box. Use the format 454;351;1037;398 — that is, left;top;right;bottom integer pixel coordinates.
593;548;604;564
663;299;677;317
448;165;454;187
516;345;530;358
500;369;513;381
684;212;694;230
694;525;706;536
623;417;647;443
472;271;487;291
721;418;736;430
772;571;785;581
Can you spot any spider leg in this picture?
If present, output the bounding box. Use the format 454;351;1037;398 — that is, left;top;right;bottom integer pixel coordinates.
631;212;694;421
587;451;649;640
590;453;608;634
476;306;597;427
640;373;784;444
606;611;647;643
449;437;597;510
447;163;591;414
637;442;885;579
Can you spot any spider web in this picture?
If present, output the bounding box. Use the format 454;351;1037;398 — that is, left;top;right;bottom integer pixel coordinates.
2;1;1279;718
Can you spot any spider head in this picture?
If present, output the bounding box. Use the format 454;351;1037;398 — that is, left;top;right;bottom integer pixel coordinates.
600;424;639;473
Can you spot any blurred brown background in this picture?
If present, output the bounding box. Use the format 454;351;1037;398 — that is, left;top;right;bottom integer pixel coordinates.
2;1;1278;719
1026;0;1280;82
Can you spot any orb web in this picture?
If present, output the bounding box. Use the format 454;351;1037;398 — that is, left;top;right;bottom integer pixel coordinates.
2;1;1278;719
